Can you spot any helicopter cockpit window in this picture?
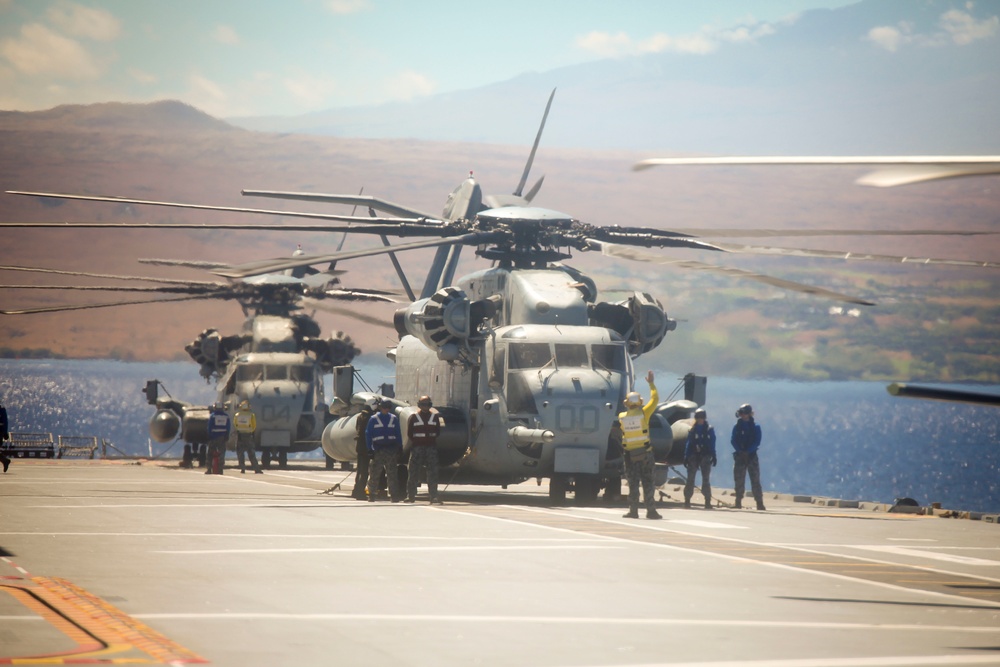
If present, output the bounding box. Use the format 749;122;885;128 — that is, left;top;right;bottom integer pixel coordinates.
554;343;588;367
290;365;313;383
268;365;288;381
592;344;626;372
238;364;265;383
508;343;552;369
506;372;539;415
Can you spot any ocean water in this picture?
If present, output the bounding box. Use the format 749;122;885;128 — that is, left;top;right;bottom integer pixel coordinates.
1;358;998;513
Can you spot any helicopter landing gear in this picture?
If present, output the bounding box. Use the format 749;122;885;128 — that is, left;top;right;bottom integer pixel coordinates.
549;473;603;506
261;449;289;469
325;454;336;470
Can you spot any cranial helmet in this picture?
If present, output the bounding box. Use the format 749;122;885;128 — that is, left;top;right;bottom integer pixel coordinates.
736;403;753;418
239;400;250;409
625;391;643;408
417;395;432;408
694;408;707;419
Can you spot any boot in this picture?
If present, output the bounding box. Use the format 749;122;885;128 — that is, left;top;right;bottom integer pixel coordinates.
683;500;691;509
646;509;662;520
756;502;766;511
735;499;742;509
704;501;713;510
622;509;639;519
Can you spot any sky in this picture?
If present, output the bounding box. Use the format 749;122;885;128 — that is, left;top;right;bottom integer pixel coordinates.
0;0;860;119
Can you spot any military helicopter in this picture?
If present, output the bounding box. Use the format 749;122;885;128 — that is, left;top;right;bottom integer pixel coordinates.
6;90;999;501
0;255;393;468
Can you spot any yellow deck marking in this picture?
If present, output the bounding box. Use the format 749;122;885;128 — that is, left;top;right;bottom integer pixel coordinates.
0;578;206;664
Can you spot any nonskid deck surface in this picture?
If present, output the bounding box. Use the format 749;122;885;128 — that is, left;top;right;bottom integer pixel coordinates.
2;460;999;666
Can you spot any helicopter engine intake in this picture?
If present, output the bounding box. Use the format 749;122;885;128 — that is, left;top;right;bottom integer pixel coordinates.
394;287;496;361
590;292;675;356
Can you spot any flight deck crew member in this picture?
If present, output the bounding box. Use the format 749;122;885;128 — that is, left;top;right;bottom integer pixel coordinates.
1;401;11;473
618;370;662;520
206;403;231;475
731;403;765;510
234;400;262;474
365;400;402;502
684;408;716;509
405;395;443;504
351;398;377;500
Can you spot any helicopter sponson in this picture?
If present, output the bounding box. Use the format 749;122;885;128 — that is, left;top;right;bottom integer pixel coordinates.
148;400;212;446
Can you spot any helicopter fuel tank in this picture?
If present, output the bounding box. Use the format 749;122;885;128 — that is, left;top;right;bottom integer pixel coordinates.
321;401;469;466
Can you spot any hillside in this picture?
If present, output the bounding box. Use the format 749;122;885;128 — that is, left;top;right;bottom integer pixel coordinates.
1;101;998;380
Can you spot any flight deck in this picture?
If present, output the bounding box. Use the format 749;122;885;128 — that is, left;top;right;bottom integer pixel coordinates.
2;460;999;666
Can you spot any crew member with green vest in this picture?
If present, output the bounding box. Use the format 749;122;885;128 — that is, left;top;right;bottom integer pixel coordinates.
618;370;662;520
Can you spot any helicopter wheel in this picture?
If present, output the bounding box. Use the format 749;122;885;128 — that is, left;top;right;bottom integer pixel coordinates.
278;450;288;469
549;474;569;505
574;474;602;506
261;449;271;469
325;454;336;470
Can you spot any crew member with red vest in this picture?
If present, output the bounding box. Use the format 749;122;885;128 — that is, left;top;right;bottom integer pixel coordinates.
405;395;444;504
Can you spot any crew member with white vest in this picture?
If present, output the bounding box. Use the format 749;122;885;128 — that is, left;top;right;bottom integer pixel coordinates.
365;400;402;502
405;395;444;504
618;370;662;520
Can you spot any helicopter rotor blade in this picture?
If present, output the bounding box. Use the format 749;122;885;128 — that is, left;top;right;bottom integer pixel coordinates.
708;241;1000;269
667;228;1000;239
631;156;1000;187
299;297;395;329
0;264;222;287
5;190;441;225
590;240;875;306
0;293;224;315
241;190;437;220
214;232;493;280
513;88;556;198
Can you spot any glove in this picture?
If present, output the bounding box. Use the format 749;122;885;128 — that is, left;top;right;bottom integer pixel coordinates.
712;456;717;467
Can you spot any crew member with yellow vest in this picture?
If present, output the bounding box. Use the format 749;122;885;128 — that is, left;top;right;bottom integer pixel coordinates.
405;395;444;504
618;370;662;520
234;400;262;474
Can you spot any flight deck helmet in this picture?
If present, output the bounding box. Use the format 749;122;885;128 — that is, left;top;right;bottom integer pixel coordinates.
694;408;707;420
736;404;754;418
417;395;433;408
625;391;643;408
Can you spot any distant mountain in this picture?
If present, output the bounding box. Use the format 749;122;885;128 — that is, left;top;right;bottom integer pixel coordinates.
0;100;236;134
230;0;1000;154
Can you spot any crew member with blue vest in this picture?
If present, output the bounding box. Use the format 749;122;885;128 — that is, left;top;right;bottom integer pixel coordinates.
684;408;716;509
206;403;231;475
365;399;402;502
618;370;661;520
1;401;11;473
405;395;444;504
731;403;765;510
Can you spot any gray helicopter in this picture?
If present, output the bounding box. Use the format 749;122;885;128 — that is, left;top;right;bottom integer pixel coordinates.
6;90;999;499
0;256;392;468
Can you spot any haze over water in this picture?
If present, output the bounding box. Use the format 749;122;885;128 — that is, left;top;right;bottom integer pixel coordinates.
2;358;997;514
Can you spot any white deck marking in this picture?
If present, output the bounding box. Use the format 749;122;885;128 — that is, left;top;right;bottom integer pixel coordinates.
667;519;748;529
155;544;621;555
129;613;1000;635
852;545;1000;566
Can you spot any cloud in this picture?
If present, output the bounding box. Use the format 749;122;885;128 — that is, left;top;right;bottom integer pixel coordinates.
386;69;435;100
46;2;121;41
0;23;101;79
940;7;999;45
128;67;157;85
867;7;998;51
866;25;906;52
213;25;240;46
325;0;369;15
576;20;778;58
283;71;337;109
